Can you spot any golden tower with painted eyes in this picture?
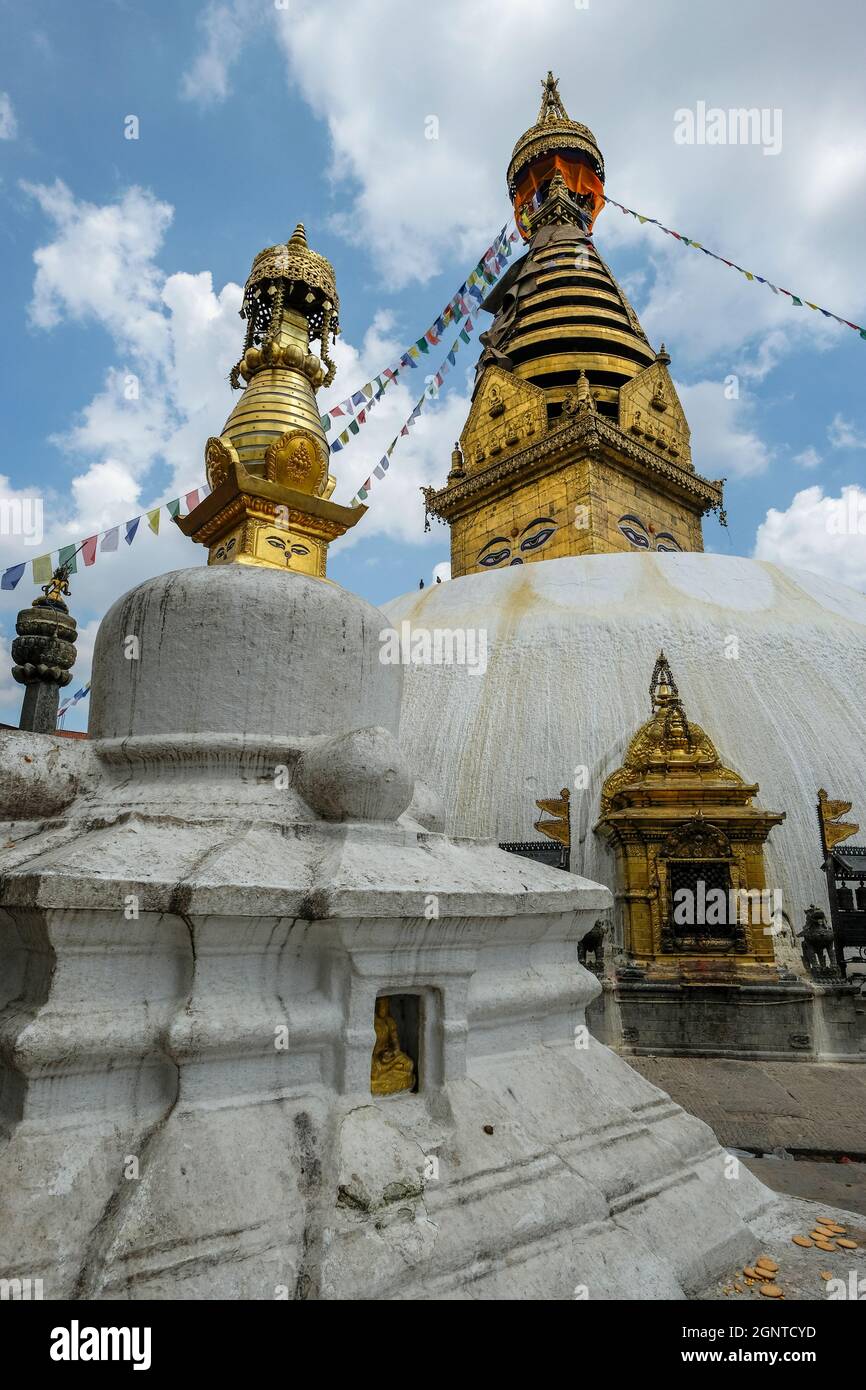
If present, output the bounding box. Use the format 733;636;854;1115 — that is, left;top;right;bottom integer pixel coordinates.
423;74;725;578
177;223;363;577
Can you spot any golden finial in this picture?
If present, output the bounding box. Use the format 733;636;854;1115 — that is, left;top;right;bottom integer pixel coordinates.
650;649;679;709
177;220;363;579
507;74;605;203
538;70;569;123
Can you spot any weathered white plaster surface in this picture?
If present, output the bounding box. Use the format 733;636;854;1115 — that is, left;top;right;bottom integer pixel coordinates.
0;562;854;1299
384;553;866;969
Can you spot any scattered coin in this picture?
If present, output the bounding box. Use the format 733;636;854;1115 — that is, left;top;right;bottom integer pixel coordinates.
792;1236;813;1248
836;1238;858;1249
760;1284;783;1298
743;1266;757;1278
756;1258;778;1272
814;1241;835;1253
819;1271;833;1280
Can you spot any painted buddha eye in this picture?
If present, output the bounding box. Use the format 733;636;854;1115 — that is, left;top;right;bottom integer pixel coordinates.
477;536;512;568
266;536;287;550
656;533;681;553
618;514;650;549
290;544;310;556
479;547;511;567
214;546;226;560
519;517;557;553
225;537;236;552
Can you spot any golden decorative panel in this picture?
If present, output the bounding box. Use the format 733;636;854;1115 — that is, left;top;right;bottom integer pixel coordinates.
460;367;548;476
594;652;786;974
818;787;859;850
618;357;693;471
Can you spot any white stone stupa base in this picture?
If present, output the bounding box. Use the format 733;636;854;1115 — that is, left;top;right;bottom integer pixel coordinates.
0;565;854;1299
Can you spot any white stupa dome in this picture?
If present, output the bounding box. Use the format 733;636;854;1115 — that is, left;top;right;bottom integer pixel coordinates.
384;552;866;938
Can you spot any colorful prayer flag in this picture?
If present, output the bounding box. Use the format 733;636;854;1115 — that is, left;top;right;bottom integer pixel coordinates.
1;563;25;591
32;554;52;584
101;527;119;552
81;535;98;566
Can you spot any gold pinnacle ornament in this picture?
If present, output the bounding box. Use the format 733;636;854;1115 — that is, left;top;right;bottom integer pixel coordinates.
177;223;363;577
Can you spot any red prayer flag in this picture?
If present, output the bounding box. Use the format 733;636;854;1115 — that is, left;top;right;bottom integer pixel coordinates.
185;490;200;510
81;535;98;566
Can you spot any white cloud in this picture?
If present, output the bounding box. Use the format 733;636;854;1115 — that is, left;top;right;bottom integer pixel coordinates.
828;413;866;450
675;379;773;479
180;1;250;106
23;180;174;360
792;446;821;470
177;0;866;368
0;92;17;140
432;561;451;583
754;484;866;591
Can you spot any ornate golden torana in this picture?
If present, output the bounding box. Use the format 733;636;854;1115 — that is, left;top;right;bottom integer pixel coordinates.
424;76;724;578
177;223;363;577
594;652;785;977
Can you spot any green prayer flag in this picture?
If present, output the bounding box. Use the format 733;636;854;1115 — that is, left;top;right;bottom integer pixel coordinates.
166;498;181;519
58;544;78;574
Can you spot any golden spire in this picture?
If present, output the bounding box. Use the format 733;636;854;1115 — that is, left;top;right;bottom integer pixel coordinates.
507;70;605;206
537;71;569;123
177;221;363;578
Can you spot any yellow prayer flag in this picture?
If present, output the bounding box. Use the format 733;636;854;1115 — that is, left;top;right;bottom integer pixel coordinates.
32;553;53;584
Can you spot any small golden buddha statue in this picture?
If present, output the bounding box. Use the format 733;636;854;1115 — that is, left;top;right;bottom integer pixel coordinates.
370;997;415;1096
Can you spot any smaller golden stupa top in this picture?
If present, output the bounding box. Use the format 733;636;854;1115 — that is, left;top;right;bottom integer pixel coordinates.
598;651;765;818
507;70;605;197
177;220;363;579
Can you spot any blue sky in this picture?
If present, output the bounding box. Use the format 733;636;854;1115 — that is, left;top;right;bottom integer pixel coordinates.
1;0;865;728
